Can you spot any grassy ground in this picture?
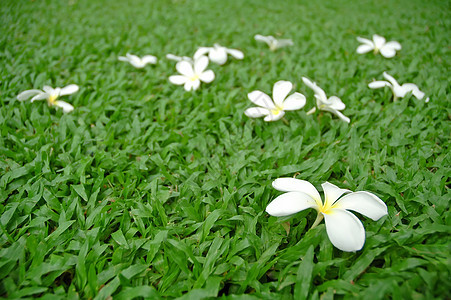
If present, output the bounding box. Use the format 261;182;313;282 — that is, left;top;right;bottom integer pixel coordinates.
1;0;450;298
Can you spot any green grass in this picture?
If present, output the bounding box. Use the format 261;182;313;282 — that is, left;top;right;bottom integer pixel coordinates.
1;0;450;298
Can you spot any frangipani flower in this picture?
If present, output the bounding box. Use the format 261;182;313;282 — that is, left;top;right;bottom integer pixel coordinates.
301;77;350;123
118;53;157;68
169;56;214;91
194;44;244;65
17;84;79;113
369;72;429;102
254;34;293;51
244;80;306;122
266;178;388;252
166;54;193;63
356;34;401;58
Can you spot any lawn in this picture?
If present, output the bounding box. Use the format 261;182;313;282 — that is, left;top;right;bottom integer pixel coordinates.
0;0;450;298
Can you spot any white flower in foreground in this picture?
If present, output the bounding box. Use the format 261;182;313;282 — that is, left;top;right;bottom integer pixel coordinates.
194;44;244;65
369;72;429;102
302;77;350;123
166;54;193;63
244;80;306;122
17;84;79;113
356;34;401;58
266;178;388;252
254;34;293;51
168;56;214;91
118;53;157;68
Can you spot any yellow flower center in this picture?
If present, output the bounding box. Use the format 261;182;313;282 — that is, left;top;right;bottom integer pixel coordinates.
189;74;200;82
270;106;283;115
48;95;58;105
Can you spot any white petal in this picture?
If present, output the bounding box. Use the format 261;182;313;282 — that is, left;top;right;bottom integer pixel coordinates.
169;75;187;85
16;89;43;101
199;70;215;83
264;110;285;122
54;100;74;113
282;92;306;110
334;191;388;221
176;61;194;77
322;182;351;208
384;41;401;50
244;107;269;118
166;54;183;61
247;91;275;109
333;110;350;123
356;37;374;46
226;48;244;59
373;34;386;49
118;56;130;62
272;81;293;107
272;178;322;205
379;46;396;58
31;93;50;102
194;47;210;60
323;209;365;252
266;192;318;217
401;83;425;100
274;39;293;49
43;85;55;94
382;72;400;88
327;96;345;111
209;48;228;65
254;34;271;43
194;56;209;74
59;84;79;96
184;79;200;91
368;81;391;89
142;55;157;65
301;77;327;102
356;44;374;54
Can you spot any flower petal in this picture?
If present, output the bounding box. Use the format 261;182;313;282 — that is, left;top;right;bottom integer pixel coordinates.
176;61;194;77
283;92;306;110
401;83;425;100
368;81;391;89
31;93;50;102
194;47;210;60
54;100;74;113
199;70;215;83
244;107;270;118
43;85;55;94
356;37;374;46
373;34;386;49
166;54;183;61
274;39;294;49
264;110;285;122
323;209;365;252
247;91;275;109
379;46;396;58
142;55;157;65
118;56;130;62
333;110;350;123
17;89;44;101
266;191;318;217
327;96;345;110
334;191;388;221
226;48;244;59
301;77;327;102
322;182;351;208
194;56;209;74
384;41;401;50
272;178;322;205
209;48;228;65
60;84;79;96
356;44;374;54
382;72;400;88
169;75;187;85
272;80;293;107
254;34;271;43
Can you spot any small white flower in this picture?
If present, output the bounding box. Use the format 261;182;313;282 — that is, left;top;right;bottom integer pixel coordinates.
244;80;306;122
194;44;244;65
118;53;157;68
168;56;215;91
266;178;388;252
166;54;193;63
254;34;293;51
369;72;429;102
17;84;79;113
356;34;401;58
302;77;350;123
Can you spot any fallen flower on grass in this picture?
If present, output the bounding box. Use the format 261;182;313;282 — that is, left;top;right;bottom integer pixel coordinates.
118;53;157;68
302;77;350;123
166;54;193;63
244;80;306;122
17;84;79;113
168;56;214;91
194;44;244;65
254;34;293;51
266;178;388;252
368;72;429;102
356;34;401;58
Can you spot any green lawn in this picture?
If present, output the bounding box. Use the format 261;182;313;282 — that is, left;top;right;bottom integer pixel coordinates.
1;0;450;298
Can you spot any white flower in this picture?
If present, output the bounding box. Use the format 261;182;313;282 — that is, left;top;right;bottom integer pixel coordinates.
254;34;293;51
118;53;157;68
266;178;388;252
168;56;215;91
368;72;429;102
356;34;401;58
194;44;244;65
17;84;79;113
244;80;306;122
166;54;193;63
301;77;350;123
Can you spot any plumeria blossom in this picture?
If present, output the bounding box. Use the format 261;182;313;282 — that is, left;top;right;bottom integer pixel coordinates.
244;80;306;122
168;56;214;91
166;53;193;63
17;84;79;113
194;44;244;65
368;72;429;102
356;34;401;58
118;53;157;68
254;34;293;51
266;178;388;252
301;77;350;123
